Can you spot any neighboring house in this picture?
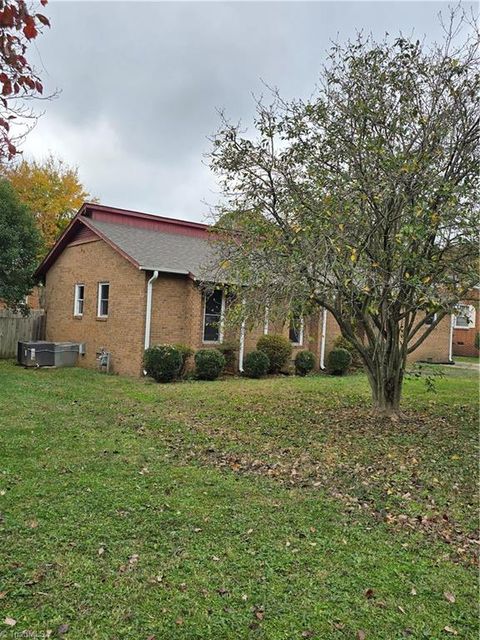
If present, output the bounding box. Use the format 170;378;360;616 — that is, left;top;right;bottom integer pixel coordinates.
452;287;479;358
34;203;453;377
0;286;43;311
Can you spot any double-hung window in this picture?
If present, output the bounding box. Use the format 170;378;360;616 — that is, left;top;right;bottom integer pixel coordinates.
289;316;304;345
97;282;110;318
454;304;475;329
74;284;85;317
203;289;223;342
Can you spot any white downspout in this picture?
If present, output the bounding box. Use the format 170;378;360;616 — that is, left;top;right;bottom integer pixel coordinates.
319;307;327;370
238;298;247;373
239;319;246;373
448;312;454;363
144;270;159;352
263;306;269;335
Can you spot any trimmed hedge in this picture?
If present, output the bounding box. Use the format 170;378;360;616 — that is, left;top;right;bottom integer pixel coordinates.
216;341;237;372
173;343;194;378
327;347;352;375
332;334;362;368
295;350;315;376
257;334;292;374
244;350;270;378
143;344;182;382
195;348;225;381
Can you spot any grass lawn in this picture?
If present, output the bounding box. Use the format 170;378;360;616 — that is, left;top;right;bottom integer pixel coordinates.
0;361;478;639
453;356;479;365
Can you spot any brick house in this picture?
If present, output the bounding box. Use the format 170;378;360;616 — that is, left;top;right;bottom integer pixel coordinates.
34;203;454;376
452;287;479;357
0;286;43;311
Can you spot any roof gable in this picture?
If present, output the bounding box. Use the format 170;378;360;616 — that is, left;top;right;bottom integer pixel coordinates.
34;203;217;280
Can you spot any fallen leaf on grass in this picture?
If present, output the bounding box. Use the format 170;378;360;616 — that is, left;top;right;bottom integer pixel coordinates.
364;588;375;599
4;618;16;627
301;631;315;638
443;626;458;635
444;591;456;603
175;618;183;626
356;631;366;640
57;623;69;635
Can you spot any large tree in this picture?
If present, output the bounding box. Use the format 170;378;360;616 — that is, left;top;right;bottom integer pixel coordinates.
210;14;479;414
0;178;41;310
0;0;50;162
5;154;92;252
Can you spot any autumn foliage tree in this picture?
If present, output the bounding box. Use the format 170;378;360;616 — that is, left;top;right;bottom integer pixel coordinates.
0;0;50;161
210;13;479;414
5;155;92;251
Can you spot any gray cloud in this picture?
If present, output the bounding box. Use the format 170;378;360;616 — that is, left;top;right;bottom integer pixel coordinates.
24;1;476;221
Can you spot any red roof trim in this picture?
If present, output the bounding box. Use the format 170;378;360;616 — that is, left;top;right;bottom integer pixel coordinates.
81;202;209;233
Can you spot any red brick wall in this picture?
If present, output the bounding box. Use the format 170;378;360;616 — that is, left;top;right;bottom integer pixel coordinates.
324;312;452;364
412;315;452;363
44;238;147;376
149;274;192;346
452;289;479;357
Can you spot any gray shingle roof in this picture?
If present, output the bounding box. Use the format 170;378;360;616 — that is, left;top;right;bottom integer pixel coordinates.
88;219;219;280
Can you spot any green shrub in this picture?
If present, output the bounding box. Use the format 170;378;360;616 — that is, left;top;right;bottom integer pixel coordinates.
327;348;352;375
244;350;270;378
257;334;292;373
295;350;315;376
195;348;226;381
216;341;237;372
173;343;194;377
332;334;362;368
475;332;480;352
143;344;182;382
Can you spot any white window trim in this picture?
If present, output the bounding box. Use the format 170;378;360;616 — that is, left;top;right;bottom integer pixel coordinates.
74;283;85;317
97;282;110;318
202;289;224;344
454;304;476;329
290;317;304;346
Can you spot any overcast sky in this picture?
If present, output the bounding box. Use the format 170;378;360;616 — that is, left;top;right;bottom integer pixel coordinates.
24;1;475;222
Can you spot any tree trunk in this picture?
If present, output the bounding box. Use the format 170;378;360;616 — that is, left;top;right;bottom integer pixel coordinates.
363;343;406;415
369;369;404;414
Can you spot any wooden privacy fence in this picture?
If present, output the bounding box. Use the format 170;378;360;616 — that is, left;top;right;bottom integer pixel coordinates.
0;310;46;359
